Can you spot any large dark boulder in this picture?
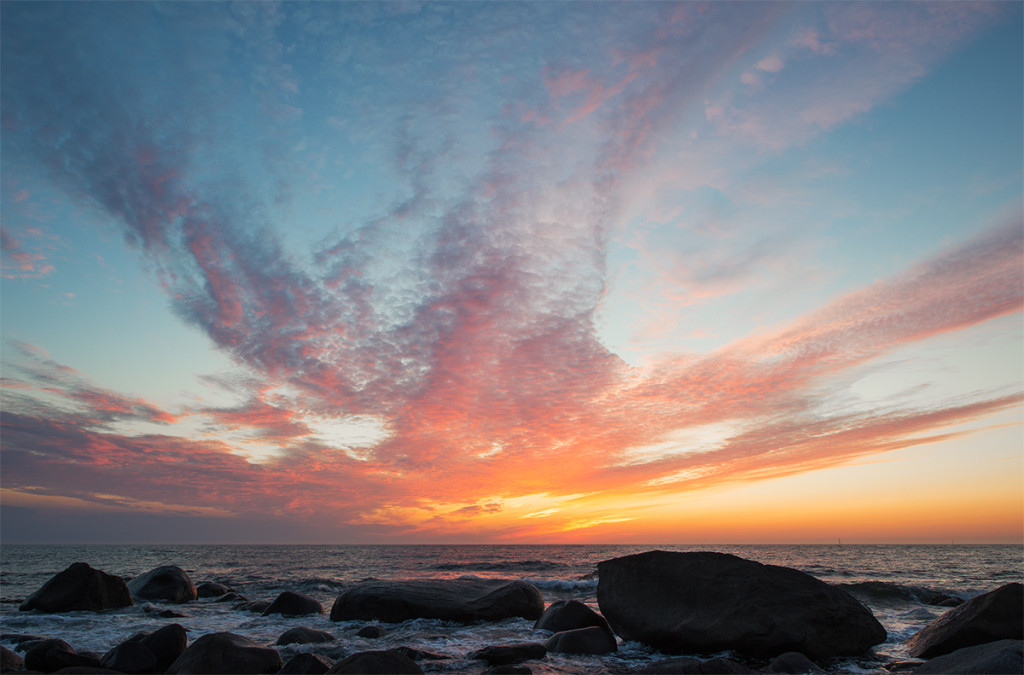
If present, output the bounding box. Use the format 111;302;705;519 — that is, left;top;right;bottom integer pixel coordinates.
535;600;612;636
913;639;1023;674
330;578;544;623
545;626;617;655
596;550;885;659
19;562;133;613
326;650;422;674
100;641;157;674
128;566;196;604
137;623;188;673
469;643;546;665
263;590;324;616
276;627;335;646
165;632;282;674
906;582;1023;658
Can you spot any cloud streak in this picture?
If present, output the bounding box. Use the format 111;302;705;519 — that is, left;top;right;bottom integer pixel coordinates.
1;2;1020;540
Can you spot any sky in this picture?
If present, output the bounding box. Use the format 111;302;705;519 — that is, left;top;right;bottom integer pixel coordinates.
1;1;1022;545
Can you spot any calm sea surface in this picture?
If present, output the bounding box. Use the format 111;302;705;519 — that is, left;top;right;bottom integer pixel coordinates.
2;544;1021;673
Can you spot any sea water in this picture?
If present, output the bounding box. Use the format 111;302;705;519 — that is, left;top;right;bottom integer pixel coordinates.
1;544;1021;673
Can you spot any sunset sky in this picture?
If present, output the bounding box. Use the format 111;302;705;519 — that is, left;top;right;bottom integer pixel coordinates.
2;1;1021;544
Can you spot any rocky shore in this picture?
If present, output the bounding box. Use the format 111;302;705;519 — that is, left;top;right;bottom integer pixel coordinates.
2;551;1021;674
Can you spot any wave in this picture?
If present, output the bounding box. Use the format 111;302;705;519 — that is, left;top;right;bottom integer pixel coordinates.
522;577;599;593
836;581;961;607
430;559;568;573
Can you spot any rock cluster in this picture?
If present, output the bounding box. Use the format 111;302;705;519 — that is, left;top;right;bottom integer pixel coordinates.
9;552;1020;675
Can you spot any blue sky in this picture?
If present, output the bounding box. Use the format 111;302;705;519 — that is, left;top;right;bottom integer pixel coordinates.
1;1;1021;543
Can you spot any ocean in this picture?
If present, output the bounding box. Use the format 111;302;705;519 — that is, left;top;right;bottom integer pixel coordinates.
1;544;1020;673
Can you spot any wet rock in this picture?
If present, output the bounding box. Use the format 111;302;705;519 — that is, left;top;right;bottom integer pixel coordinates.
544;626;617;655
330;578;544;623
235;599;271;613
636;656;753;673
137;624;188;672
767;651;824;673
19;563;132;613
100;641;157;674
25;639;101;673
128;566;196;604
484;666;531;675
214;591;246;602
142;603;188;618
195;582;232;598
48;667;121;674
534;599;613;636
276;627;335;646
166;632;282;674
597;550;885;659
280;652;334;674
912;638;1023;674
390;646;450;661
325;649;423;674
263;590;324;617
906;582;1023;658
1;645;24;671
469;642;546;665
356;624;386;638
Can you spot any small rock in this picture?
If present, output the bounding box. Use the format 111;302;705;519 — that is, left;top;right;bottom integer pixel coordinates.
196;582;232;598
767;651;824;673
326;649;423;674
469;642;546;665
276;627;335;646
356;624;387;639
636;656;753;673
25;639;101;673
215;591;246;602
279;652;335;674
544;626;617;655
484;666;531;675
263;590;324;617
235;599;271;613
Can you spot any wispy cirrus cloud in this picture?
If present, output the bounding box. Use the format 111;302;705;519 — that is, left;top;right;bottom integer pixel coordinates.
1;2;1020;540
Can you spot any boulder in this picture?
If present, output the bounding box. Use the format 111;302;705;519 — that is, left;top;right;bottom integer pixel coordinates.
469;642;546;665
196;582;232;598
128;566;196;604
330;578;544;623
534;600;612;636
276;627;335;646
913;639;1023;674
166;632;282;674
263;590;324;616
137;624;188;673
1;645;24;671
24;639;101;673
100;641;157;674
596;550;885;659
767;651;824;673
906;583;1023;658
636;656;753;673
19;562;133;613
280;652;334;674
326;649;423;674
544;626;617;655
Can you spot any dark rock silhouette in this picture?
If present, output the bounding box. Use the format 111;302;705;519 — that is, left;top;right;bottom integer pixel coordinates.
19;562;132;613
